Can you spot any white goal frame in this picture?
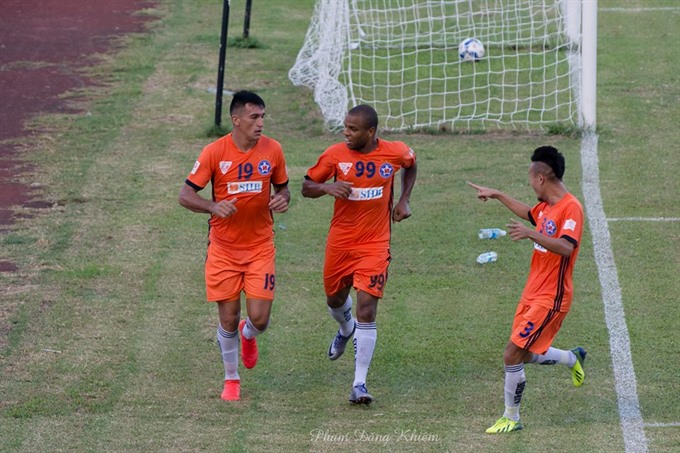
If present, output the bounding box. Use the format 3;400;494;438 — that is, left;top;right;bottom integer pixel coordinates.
289;0;596;132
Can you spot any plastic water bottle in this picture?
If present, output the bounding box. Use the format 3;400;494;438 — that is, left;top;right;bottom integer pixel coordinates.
478;228;506;239
476;251;498;264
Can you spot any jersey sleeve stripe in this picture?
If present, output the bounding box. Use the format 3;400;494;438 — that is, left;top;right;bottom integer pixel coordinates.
561;234;579;248
528;211;536;226
185;179;203;191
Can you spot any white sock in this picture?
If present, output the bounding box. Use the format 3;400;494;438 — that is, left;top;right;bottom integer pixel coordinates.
217;324;239;380
503;363;525;422
530;347;575;366
241;318;264;340
329;295;355;337
352;321;377;387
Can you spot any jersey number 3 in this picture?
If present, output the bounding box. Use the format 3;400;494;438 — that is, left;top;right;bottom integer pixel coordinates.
519;321;535;338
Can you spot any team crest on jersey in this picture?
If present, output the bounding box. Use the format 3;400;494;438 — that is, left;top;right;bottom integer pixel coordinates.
219;161;232;175
338;162;353;175
228;180;263;194
191;161;200;175
258;159;272;175
545;219;557;236
379;163;394;178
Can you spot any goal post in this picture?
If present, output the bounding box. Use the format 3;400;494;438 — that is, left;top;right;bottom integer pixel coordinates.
289;0;597;132
580;0;597;131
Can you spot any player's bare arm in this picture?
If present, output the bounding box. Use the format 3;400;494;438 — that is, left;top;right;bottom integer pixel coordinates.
269;185;291;213
179;184;237;218
467;181;500;201
301;177;353;199
467;181;531;220
507;218;575;257
392;199;411;222
393;163;417;222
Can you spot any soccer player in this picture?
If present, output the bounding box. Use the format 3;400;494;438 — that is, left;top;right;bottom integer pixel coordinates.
179;91;290;401
468;146;586;433
301;105;417;404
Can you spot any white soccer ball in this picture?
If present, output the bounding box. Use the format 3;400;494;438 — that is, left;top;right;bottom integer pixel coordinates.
458;38;485;62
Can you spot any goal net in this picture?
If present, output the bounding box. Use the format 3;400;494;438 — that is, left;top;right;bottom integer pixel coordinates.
289;0;589;132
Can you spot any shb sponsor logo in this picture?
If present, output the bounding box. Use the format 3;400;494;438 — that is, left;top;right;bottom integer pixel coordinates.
338;162;353;175
348;186;383;201
228;180;263;194
191;161;200;175
219;161;232;175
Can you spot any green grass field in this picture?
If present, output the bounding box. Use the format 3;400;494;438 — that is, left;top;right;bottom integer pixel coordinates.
0;0;678;451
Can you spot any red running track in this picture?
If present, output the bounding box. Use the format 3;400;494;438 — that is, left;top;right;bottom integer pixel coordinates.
0;0;158;271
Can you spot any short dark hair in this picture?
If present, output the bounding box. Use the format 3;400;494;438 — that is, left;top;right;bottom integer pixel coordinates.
230;90;265;115
531;146;565;180
348;104;378;130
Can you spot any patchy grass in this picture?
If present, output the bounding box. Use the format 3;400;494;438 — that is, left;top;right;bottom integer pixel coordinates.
0;0;678;451
228;36;265;49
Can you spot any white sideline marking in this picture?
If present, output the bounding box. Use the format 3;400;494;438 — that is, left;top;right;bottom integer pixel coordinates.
601;7;680;12
608;217;680;222
644;422;680;428
580;132;648;453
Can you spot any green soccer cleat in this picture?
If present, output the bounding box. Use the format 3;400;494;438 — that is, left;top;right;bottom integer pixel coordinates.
485;416;523;434
570;347;587;387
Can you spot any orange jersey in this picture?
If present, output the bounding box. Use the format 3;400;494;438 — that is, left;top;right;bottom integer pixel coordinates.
185;133;288;250
306;139;416;249
520;192;584;312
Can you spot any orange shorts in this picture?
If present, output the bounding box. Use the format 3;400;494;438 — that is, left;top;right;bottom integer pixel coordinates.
323;244;391;298
205;241;276;302
510;302;568;354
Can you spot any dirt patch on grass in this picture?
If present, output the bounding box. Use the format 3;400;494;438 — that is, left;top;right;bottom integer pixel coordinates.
0;0;160;355
0;0;159;233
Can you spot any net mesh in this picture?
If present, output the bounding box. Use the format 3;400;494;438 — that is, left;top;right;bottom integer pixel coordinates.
289;0;582;132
